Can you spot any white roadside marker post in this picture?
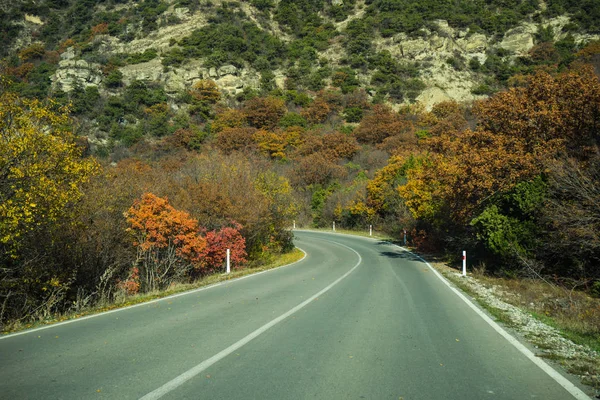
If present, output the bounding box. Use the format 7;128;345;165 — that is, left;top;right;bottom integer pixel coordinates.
293;220;295;229
462;251;466;277
369;225;372;236
333;221;336;231
226;248;231;274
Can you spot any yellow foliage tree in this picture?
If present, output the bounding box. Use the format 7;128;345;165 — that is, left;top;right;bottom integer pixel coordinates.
252;126;305;160
366;155;406;215
190;79;221;104
0;89;99;254
253;129;287;159
211;108;247;133
398;129;556;224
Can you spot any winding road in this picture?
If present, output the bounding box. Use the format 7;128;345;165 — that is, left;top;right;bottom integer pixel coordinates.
0;231;592;399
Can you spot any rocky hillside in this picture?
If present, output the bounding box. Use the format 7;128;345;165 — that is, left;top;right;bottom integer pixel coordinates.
1;0;599;145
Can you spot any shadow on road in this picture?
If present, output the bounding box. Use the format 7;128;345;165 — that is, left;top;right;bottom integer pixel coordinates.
379;251;422;262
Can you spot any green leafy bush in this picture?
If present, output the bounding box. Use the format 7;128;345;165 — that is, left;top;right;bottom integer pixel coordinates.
126;49;158;64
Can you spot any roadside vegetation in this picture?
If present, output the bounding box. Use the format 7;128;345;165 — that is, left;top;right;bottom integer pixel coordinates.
2;248;304;334
1;0;600;347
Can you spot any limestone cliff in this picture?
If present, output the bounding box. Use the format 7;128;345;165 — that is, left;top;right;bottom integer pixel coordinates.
10;0;600;110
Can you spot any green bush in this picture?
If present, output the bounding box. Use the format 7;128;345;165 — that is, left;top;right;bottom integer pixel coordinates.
104;70;124;88
280;112;308;128
126;49;158;64
471;84;495;96
343;107;364;123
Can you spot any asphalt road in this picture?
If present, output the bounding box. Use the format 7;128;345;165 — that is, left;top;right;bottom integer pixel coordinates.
0;231;592;399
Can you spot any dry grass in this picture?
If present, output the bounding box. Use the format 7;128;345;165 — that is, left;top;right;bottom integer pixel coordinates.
468;269;600;351
2;248;305;335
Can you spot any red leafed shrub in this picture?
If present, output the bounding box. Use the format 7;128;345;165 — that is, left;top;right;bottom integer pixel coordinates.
198;222;247;275
118;267;141;295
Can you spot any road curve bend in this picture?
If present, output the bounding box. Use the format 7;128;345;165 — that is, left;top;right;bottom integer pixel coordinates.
0;230;592;399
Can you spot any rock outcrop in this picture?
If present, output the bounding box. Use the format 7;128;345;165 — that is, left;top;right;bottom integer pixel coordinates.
47;2;599;109
499;24;536;55
118;58;257;95
52;49;103;92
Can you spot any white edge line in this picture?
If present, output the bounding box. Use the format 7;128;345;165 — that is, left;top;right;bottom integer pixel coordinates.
291;231;591;398
0;248;308;340
392;244;592;400
139;240;362;400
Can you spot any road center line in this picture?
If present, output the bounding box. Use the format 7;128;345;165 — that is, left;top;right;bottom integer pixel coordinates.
139;240;362;400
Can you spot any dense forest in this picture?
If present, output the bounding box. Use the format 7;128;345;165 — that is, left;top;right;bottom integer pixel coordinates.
1;0;600;330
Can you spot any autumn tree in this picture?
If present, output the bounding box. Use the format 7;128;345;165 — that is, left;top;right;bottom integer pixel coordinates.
397;66;600;267
164;128;204;150
17;43;46;62
186;79;222;121
63;159;154;305
189;79;221;103
401;67;600;227
367;156;407;215
253;126;304;160
473;66;600;157
0;91;99;254
290;152;347;187
167;153;295;259
293;130;325;156
215;126;258;154
420;100;469;137
125;193;206;291
322;132;360;159
253;129;287;159
254;171;298;253
301;98;332;125
399;129;556;224
0;88;99;325
211;108;247;133
354;104;413;144
243;96;287;129
197;222;247;275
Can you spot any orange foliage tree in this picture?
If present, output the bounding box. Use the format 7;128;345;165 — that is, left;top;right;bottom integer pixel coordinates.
291;152;347;187
322;132;360;159
215;127;257;154
400;67;600;227
400;130;556;224
125;193;206;291
301;98;332;125
243;96;287;129
354;104;413;144
473;66;600;157
420;100;469;137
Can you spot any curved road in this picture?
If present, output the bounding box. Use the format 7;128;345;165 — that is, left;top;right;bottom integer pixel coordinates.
0;231;592;399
